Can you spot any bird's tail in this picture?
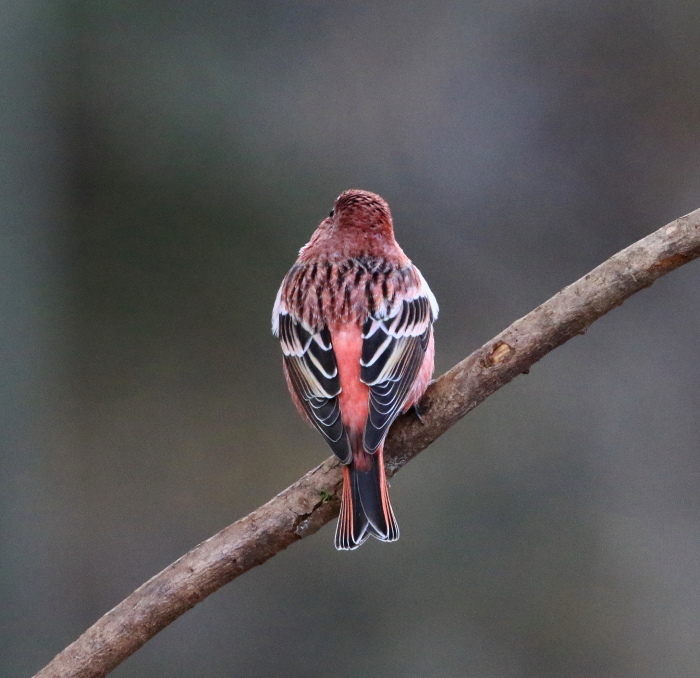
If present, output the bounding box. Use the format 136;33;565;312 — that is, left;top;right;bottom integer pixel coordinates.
335;445;399;550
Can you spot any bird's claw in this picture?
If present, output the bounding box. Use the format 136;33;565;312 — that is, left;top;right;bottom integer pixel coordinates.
412;402;426;425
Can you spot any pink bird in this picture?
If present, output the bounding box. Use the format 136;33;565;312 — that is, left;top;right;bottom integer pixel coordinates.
272;189;438;550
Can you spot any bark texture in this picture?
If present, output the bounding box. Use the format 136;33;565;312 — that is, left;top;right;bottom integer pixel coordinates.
35;209;700;678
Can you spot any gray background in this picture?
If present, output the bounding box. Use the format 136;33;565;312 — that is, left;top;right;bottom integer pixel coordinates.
3;1;700;676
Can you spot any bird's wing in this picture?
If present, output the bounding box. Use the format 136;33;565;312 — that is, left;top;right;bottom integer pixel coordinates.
360;285;435;453
276;312;352;464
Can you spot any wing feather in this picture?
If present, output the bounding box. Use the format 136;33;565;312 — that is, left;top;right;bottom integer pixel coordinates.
277;313;352;463
361;293;435;453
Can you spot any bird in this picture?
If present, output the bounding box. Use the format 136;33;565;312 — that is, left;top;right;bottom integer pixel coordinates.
272;189;438;550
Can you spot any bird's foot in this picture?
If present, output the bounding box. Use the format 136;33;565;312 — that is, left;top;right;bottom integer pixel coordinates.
412;402;426;425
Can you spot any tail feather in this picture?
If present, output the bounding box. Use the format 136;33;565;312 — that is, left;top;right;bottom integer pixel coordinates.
335;447;399;550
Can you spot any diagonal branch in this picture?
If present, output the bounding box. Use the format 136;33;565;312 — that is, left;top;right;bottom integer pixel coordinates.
35;209;700;678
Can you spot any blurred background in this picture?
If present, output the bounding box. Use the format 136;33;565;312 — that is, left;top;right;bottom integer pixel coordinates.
3;1;700;676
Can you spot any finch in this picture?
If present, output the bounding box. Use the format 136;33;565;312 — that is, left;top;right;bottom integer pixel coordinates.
272;189;438;550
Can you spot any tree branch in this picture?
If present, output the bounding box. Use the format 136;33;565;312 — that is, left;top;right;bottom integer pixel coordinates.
35;209;700;678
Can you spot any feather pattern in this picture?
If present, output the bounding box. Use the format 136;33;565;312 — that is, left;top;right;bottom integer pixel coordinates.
277;313;352;464
361;295;434;452
273;259;437;462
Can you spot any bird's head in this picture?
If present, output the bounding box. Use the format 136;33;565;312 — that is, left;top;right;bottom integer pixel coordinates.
298;189;401;263
329;189;394;236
